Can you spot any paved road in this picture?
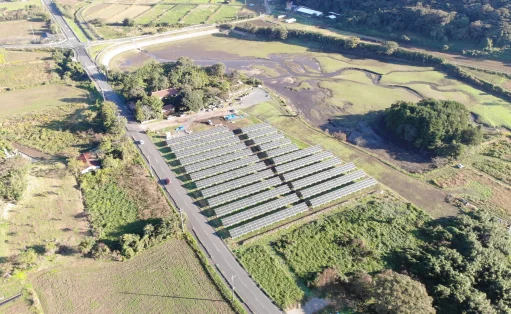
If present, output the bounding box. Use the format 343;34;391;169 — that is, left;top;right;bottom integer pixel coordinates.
39;0;282;313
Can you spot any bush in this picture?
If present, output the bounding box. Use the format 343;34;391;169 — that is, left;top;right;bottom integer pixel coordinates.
0;157;29;201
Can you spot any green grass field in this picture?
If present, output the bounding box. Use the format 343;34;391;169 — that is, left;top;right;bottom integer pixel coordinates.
135;4;172;25
0;85;88;117
156;4;195;24
182;4;219;24
208;5;241;23
0;0;40;10
32;240;234;313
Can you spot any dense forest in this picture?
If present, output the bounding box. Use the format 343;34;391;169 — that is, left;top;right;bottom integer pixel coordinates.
383;99;483;157
285;0;511;48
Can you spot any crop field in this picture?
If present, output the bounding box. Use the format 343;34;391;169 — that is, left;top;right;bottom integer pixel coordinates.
0;0;40;10
234;195;429;308
135;4;171;25
0;20;47;45
209;5;242;23
32;240;234;313
105;5;152;24
0;85;88;118
155;4;196;24
183;4;219;24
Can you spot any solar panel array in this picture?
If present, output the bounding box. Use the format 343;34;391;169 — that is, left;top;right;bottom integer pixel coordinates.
208;177;283;208
241;122;271;134
214;185;291;217
170;131;235;153
258;138;293;152
310;178;377;208
222;194;300;227
200;170;274;198
291;163;356;190
283;158;343;182
167;126;229;146
275;151;333;174
185;150;251;173
173;134;238;158
271;145;322;166
300;170;366;199
250;132;285;146
179;142;247;166
194;162;267;189
265;144;299;159
190;155;261;181
244;126;278;139
229;203;309;238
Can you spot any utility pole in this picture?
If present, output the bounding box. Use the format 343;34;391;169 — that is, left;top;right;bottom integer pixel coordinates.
29;23;36;42
231;275;236;301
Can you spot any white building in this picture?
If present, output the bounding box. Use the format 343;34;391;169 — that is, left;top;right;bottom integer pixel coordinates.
296;7;323;17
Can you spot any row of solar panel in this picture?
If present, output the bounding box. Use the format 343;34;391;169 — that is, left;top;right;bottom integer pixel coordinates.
222;193;300;227
244;126;278;140
275;151;333;174
271;145;322;166
189;155;260;181
240;123;271;134
300;170;366;199
264;144;299;159
250;132;285;146
229;203;309;238
208;177;283;208
184;150;251;173
194;162;267;189
258;138;292;152
170;131;235;153
214;185;290;217
291;162;356;190
172;133;238;157
309;178;378;208
283;157;342;182
179;142;247;166
200;169;274;198
167;126;228;146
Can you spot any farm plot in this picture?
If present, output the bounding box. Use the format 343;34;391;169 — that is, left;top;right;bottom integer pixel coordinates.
163;123;378;239
105;5;152;24
82;3;113;19
182;4;219;24
156;4;195;24
135;4;172;25
85;4;130;21
0;20;47;45
0;50;56;90
208;5;241;23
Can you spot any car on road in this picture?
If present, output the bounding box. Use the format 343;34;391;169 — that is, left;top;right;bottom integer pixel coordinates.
139;140;144;145
163;178;171;185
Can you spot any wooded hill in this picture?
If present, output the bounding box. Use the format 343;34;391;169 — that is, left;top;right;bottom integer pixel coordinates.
284;0;511;47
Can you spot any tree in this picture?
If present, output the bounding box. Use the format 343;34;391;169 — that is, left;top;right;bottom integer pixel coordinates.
181;89;204;112
122;17;134;27
16;248;38;269
370;270;435;314
135;95;163;121
209;63;226;77
382;41;399;55
346;36;360;48
78;237;96;256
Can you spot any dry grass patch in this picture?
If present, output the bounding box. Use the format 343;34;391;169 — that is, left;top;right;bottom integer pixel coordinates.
32;240;234;314
0;20;46;45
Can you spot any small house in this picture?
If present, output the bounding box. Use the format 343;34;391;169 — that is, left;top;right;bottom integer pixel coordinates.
326;15;336;19
285;18;296;23
151;88;179;99
296;7;323;17
79;152;101;174
278;15;286;19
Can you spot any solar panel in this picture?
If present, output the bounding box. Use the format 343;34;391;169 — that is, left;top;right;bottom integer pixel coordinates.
172;133;238;155
300;170;366;199
265;144;299;158
258;138;293;152
309;178;377;208
250;132;285;146
170;131;236;152
275;151;333;174
244;127;278;139
208;177;283;208
283;158;343;182
291;163;356;189
194;162;268;189
214;185;290;217
167;126;229;146
200;170;274;198
271;145;323;166
179;142;247;166
240;123;271;134
185;150;252;173
189;155;261;181
229;203;309;238
222;194;300;227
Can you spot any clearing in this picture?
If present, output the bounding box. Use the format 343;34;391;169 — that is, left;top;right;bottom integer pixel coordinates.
0;49;56;91
0;20;47;45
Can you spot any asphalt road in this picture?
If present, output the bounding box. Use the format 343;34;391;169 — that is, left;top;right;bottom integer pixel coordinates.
39;0;282;313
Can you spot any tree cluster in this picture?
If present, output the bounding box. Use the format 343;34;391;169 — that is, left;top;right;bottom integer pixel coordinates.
0;157;29;202
398;210;511;313
114;58;260;121
383;99;483;157
281;0;511;48
52;49;88;81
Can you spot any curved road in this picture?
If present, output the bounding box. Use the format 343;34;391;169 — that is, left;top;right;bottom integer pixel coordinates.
39;0;282;313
